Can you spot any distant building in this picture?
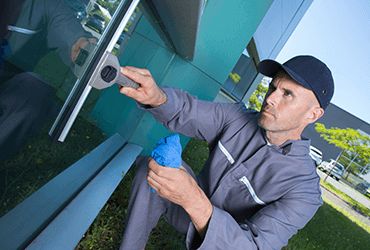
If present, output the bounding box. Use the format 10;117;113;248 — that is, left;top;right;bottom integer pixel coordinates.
303;103;370;162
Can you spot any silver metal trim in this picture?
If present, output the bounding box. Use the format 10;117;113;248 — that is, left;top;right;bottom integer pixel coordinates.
218;140;235;164
239;176;266;206
49;78;81;136
58;85;93;142
106;0;141;52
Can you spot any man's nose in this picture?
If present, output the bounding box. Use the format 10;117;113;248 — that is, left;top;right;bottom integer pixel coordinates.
265;89;279;106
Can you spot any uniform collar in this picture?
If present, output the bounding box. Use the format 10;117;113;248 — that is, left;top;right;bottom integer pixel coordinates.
262;129;310;156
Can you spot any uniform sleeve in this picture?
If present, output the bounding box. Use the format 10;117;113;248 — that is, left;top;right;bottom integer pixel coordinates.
137;86;247;145
186;188;322;250
45;0;94;64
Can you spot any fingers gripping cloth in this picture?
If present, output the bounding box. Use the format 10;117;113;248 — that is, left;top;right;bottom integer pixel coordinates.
150;134;182;193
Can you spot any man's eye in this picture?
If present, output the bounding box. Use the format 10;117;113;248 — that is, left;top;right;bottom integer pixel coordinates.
284;91;292;97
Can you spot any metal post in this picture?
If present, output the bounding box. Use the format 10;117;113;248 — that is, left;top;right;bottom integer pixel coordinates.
324;149;344;182
353;164;369;187
344;152;359;172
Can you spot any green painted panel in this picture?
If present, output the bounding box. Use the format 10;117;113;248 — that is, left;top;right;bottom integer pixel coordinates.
129;55;222;154
133;13;153;38
161;56;221;101
129;112;191;155
146;46;175;83
118;33;146;66
189;0;273;84
160;56;193;88
135;13;168;49
90;86;133;138
124;38;159;69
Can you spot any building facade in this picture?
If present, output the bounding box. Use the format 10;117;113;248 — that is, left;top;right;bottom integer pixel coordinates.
303;103;370;162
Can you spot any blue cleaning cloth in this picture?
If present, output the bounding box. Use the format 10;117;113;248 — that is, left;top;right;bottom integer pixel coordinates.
150;134;182;193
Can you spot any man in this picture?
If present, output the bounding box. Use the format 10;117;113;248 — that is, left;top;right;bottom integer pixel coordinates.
118;55;334;249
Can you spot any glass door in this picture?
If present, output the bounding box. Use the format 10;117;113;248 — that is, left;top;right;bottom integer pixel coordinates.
0;0;140;219
49;0;141;143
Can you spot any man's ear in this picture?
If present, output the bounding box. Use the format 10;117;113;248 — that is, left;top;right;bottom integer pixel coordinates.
307;106;324;124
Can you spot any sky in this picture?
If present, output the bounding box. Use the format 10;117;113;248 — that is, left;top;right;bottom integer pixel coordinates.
276;0;370;125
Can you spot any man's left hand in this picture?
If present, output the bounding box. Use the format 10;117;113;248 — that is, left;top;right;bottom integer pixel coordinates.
147;157;199;209
147;158;213;239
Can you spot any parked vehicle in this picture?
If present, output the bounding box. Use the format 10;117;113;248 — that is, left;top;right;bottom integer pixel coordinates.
66;0;86;21
309;145;323;166
85;13;106;34
319;159;344;181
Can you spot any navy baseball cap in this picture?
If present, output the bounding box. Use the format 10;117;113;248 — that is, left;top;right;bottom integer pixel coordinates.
257;55;334;110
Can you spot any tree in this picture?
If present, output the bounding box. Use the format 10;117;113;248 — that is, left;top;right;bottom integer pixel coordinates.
315;123;370;181
247;77;269;111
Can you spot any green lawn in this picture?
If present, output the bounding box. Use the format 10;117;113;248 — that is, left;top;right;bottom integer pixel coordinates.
321;180;370;219
282;199;370;250
76;138;370;249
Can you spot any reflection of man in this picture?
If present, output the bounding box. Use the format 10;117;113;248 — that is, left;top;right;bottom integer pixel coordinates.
118;55;334;249
0;0;96;160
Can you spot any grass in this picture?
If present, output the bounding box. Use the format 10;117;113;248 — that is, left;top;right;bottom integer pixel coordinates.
321;180;370;218
76;138;370;249
0;116;105;217
282;199;370;250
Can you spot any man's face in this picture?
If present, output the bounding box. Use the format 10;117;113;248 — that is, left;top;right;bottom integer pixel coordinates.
258;72;319;135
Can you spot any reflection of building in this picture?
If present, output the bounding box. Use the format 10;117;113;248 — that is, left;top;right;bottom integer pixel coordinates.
85;0;96;14
303;103;370;162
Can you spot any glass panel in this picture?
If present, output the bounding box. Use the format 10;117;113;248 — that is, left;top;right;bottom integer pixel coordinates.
0;0;140;218
223;54;258;101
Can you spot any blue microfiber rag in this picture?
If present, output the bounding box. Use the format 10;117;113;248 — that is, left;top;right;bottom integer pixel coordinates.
150;134;182;193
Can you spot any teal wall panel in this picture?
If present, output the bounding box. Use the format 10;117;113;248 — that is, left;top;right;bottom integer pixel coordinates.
118;34;146;66
129;112;192;155
145;47;175;83
161;56;221;101
188;0;273;84
90;86;140;139
123;38;159;68
129;55;222;155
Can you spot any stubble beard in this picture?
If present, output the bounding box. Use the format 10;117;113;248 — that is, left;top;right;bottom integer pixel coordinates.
258;112;300;134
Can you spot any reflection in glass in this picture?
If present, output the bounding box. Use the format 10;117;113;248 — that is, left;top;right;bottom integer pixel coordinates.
0;0;139;218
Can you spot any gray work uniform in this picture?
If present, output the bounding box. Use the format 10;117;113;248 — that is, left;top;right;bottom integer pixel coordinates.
120;87;323;250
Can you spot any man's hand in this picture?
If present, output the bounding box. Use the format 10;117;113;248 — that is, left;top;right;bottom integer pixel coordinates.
119;66;167;107
147;158;213;238
71;37;97;63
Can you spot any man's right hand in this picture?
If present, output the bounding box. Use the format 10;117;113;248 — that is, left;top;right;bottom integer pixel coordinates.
119;66;167;108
